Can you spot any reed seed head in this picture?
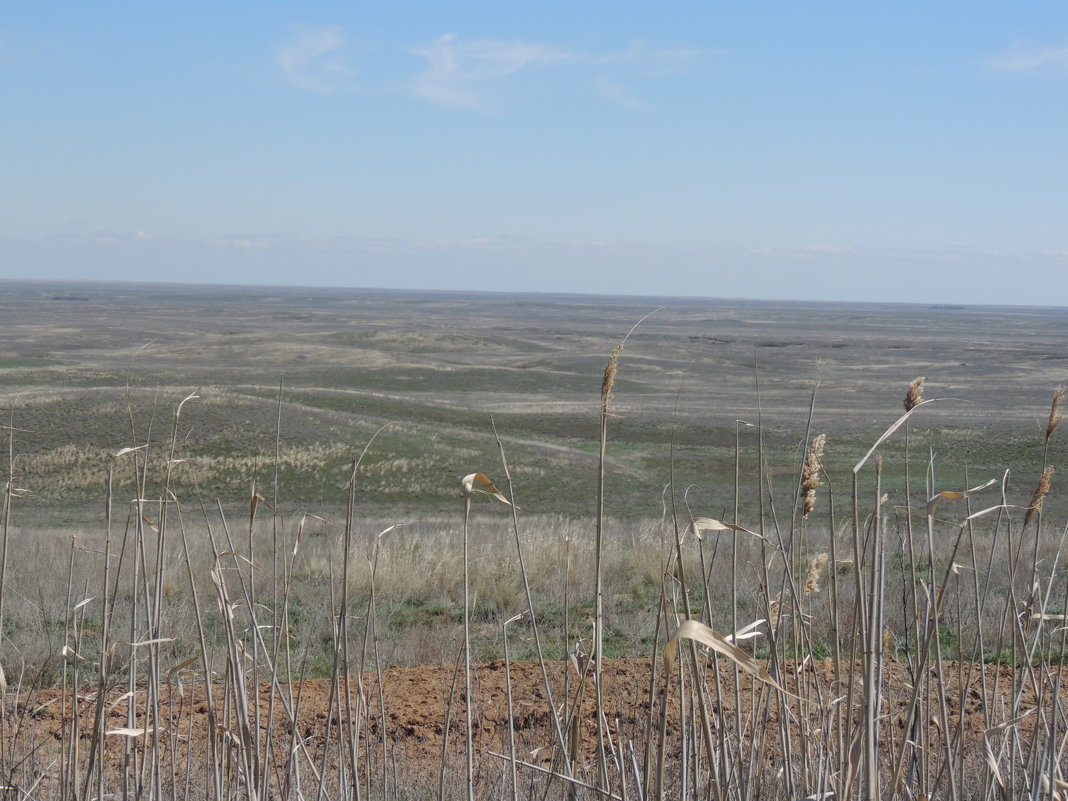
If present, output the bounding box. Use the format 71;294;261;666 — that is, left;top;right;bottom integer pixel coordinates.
904;376;925;412
801;434;826;519
1046;387;1064;441
1024;465;1054;528
803;552;829;595
601;343;622;414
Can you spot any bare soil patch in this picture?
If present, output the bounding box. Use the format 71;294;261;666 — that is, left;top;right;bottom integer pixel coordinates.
8;656;1064;797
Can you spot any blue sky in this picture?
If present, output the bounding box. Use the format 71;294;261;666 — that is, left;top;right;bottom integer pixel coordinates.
2;2;1067;305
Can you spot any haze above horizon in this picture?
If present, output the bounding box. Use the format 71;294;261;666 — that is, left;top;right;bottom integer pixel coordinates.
3;3;1067;307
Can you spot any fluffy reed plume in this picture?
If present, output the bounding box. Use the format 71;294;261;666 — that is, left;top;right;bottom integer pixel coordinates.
803;552;829;595
1046;387;1064;441
600;343;622;414
1024;465;1054;527
801;434;826;519
904;376;925;412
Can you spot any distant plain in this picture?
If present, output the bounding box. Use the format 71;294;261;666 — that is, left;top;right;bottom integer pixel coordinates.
2;279;1066;524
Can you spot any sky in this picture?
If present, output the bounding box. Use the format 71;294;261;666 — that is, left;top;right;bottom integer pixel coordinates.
2;2;1067;305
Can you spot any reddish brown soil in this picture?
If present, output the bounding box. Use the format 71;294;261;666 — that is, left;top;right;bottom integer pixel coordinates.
5;657;1065;797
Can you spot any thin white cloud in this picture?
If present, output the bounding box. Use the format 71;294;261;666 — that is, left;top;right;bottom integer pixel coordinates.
744;244;861;258
409;34;578;110
94;229;155;246
594;41;702;73
205;236;272;251
593;76;655;111
408;34;702;111
988;40;1068;72
591;41;704;109
801;243;858;254
276;26;355;93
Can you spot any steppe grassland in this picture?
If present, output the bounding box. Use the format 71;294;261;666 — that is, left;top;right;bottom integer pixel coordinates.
3;283;1064;516
1;282;1066;666
1;280;1068;799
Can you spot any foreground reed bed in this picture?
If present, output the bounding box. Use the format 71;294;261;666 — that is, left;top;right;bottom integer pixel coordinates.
1;335;1067;801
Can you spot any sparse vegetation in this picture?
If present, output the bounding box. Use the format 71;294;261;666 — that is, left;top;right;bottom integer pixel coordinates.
0;281;1067;799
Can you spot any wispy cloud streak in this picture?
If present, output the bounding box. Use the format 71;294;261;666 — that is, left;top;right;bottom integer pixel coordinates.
409;34;702;110
276;26;355;93
409;34;577;109
989;40;1068;72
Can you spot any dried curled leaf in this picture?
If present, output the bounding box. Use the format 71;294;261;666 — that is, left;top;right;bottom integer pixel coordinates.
664;619;799;700
107;727;155;738
461;472;513;506
216;551;278;579
165;656;199;682
1040;773;1068;799
983;736;1005;793
854;399;934;474
724;618;766;643
688;517;766;542
925;478;999;516
984;709;1034;735
62;645;86;662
